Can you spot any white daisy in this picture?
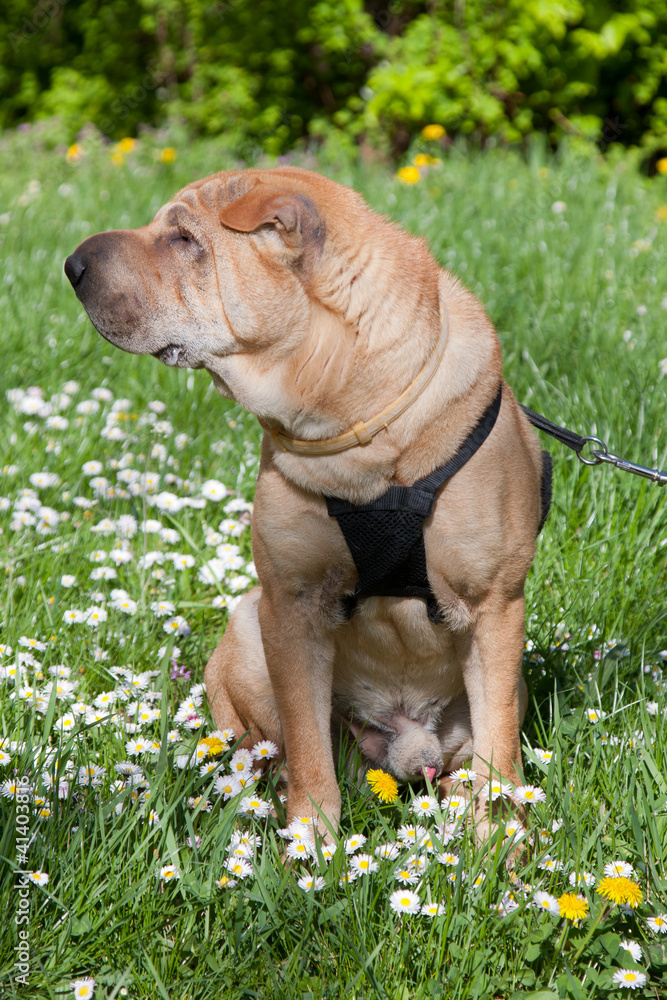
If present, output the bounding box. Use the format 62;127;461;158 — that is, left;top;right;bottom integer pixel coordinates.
213;776;242;801
482;780;513;801
349;853;378;876
163;615;189;635
229;748;254;775
344;833;367;854
82;461;103;475
492;893;519;917
201;480;228;501
238;796;271;818
77;765;106;787
437;851;459;866
532;891;560;915
285;821;314;843
154;492;183;512
394;867;420;885
604;861;635;879
374;842;400;861
569;871;596;888
513;784;546;804
296;872;325;892
69;978;96;999
397;824;428;846
53;714;76;732
286;840;315;861
411;794;438;817
159;865;181;881
449;768;476;783
389;889;421;915
170;553;196;570
611;970;646;989
647;914;667;934
84;607;107;627
62;609;85;624
224;858;253;879
537;856;563;872
620;940;643;962
251;740;279;761
151;600;176;617
445;795;468;817
28;870;49;886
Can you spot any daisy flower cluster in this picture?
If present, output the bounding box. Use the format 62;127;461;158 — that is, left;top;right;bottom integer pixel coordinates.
274;796;473;916
1;375;666;996
3;382;257;630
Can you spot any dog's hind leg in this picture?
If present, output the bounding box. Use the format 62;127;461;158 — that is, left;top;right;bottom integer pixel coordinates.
204;588;284;755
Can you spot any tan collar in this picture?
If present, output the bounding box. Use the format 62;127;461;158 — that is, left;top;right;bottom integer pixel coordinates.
265;305;448;456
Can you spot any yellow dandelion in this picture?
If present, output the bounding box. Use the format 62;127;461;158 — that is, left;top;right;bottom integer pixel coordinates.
656;158;667;175
421;124;445;141
111;151;124;166
66;143;83;163
558;893;589;923
366;769;399;804
656;205;667;222
119;137;137;154
200;736;226;756
413;153;439;167
397;166;420;184
597;876;642;908
158;147;176;163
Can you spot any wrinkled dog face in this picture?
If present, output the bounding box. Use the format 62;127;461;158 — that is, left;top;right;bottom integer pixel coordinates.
64;169;325;415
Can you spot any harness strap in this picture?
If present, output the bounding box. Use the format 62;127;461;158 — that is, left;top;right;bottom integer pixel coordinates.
326;384;504;625
413;384;503;495
326;383;503;519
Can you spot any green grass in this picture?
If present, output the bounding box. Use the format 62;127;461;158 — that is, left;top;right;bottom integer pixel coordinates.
0;128;666;1000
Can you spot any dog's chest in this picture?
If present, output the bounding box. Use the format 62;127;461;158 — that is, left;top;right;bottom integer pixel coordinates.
332;596;464;724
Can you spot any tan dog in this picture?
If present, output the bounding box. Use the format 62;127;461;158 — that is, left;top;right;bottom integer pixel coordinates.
65;166;543;835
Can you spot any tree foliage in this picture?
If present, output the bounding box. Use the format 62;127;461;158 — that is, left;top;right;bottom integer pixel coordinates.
1;0;666;157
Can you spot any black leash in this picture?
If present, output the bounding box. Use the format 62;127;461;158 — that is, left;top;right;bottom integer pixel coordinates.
519;404;667;486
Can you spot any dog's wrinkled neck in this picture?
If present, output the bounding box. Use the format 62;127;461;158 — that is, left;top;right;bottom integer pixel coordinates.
258;305;449;456
258;272;502;506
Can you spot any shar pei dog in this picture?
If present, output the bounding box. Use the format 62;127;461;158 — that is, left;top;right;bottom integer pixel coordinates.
65;166;545;838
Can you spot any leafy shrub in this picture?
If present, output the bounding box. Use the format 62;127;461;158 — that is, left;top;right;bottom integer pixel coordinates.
1;0;666;159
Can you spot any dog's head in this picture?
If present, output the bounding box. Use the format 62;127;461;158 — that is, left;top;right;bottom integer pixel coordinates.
64;167;440;431
352;713;443;783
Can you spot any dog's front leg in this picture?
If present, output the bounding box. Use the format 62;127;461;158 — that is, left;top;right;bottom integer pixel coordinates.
257;586;340;838
459;595;527;823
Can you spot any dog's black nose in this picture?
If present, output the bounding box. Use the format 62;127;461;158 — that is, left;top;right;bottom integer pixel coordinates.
64;252;86;287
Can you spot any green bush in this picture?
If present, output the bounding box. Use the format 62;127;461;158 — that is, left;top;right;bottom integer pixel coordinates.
1;0;666;158
353;0;667;157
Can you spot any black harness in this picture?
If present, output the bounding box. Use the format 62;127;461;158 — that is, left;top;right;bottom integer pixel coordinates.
325;384;553;623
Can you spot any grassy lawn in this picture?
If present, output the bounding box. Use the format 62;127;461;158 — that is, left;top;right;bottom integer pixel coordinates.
0;128;666;1000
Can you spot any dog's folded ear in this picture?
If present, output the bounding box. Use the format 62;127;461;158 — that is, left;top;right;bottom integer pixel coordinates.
219;182;323;263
